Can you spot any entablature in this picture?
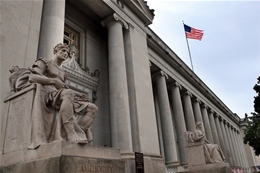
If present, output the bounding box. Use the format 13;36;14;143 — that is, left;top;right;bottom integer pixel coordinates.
120;0;154;25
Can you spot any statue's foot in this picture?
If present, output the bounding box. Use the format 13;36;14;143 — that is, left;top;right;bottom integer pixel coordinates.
64;119;88;144
67;133;88;144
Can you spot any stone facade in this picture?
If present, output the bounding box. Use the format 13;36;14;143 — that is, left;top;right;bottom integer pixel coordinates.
1;0;259;173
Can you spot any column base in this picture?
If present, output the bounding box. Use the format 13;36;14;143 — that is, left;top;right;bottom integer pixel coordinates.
166;161;180;167
166;165;189;173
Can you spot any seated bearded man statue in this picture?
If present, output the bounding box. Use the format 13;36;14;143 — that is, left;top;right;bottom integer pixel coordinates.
187;122;226;164
27;43;98;147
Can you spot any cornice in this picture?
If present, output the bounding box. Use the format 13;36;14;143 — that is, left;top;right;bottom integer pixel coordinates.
132;0;154;18
120;0;154;25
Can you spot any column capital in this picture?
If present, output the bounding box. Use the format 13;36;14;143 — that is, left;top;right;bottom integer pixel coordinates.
101;13;129;29
227;122;231;127
192;97;201;104
219;116;223;121
168;81;182;90
208;109;214;114
182;90;192;97
223;119;228;124
201;103;208;109
153;70;168;80
213;112;219;118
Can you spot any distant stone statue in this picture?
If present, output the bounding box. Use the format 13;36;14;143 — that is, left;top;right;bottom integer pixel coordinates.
185;122;225;164
8;43;98;148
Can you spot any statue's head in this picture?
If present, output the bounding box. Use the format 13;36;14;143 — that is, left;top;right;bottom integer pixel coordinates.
196;121;202;128
9;66;19;73
53;43;69;55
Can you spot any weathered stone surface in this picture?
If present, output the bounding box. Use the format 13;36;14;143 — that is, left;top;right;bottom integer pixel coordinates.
1;85;36;155
60;156;125;173
0;155;125;173
188;163;232;173
0;141;121;167
0;157;60;173
186;143;206;166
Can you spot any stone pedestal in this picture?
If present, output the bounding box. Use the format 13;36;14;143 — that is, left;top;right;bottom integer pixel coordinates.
1;85;36;155
188;163;232;173
186;143;232;173
0;85;125;172
0;141;125;173
186;142;206;166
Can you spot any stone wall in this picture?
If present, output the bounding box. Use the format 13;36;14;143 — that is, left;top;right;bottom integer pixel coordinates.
1;0;43;134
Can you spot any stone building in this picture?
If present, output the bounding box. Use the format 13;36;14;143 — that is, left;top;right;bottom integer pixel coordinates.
1;0;259;173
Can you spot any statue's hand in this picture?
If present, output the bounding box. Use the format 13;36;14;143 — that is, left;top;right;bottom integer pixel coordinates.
52;78;67;89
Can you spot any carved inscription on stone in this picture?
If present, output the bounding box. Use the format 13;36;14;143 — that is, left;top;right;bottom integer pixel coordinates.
77;164;112;173
5;96;26;152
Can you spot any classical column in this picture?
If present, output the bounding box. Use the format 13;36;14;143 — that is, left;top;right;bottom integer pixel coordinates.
208;110;219;144
182;91;196;132
231;126;241;166
226;123;237;166
228;125;239;166
234;129;244;167
219;118;230;162
240;125;251;172
38;0;66;58
101;13;132;152
169;82;187;165
154;71;179;166
201;104;213;142
214;114;225;154
223;120;234;165
192;98;204;131
220;119;230;163
238;128;250;172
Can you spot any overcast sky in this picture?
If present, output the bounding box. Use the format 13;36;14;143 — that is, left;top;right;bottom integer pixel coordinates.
147;0;260;118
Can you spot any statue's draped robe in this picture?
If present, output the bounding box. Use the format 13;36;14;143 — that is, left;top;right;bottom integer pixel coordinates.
193;129;225;164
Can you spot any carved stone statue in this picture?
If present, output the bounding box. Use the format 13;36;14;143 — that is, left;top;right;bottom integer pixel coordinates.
185;121;225;164
8;43;98;148
8;65;29;92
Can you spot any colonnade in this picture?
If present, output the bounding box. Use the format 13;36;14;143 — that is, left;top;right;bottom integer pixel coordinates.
36;1;250;171
153;70;250;171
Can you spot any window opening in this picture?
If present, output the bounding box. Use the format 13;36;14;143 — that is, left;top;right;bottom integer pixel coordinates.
63;26;81;64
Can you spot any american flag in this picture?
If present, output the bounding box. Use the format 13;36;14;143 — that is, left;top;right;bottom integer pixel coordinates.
184;24;204;41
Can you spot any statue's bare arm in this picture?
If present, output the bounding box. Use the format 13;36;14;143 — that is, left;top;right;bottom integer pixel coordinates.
28;63;67;89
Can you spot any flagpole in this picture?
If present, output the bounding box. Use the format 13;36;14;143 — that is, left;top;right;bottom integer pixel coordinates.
182;21;194;71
